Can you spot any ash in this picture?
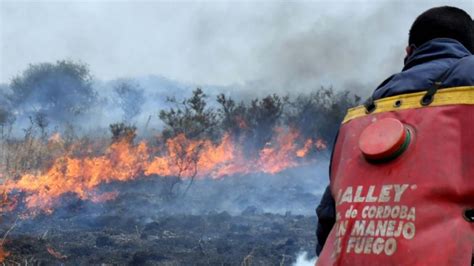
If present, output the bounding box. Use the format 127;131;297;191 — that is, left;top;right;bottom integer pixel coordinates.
1;164;327;265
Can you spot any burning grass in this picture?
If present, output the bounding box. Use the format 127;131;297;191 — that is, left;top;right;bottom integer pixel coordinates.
0;169;323;265
0;120;329;263
0;64;359;262
2;126;326;215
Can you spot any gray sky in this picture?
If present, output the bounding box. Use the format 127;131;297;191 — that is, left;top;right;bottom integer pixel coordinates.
1;0;473;94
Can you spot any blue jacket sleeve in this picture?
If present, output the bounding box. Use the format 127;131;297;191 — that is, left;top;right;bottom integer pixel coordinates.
316;185;336;256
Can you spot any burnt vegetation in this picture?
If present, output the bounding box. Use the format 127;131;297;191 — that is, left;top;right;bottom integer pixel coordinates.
0;61;361;264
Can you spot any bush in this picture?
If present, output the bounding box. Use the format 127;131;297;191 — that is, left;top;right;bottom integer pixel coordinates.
217;93;287;154
159;88;217;141
285;87;361;143
109;123;137;143
114;80;145;123
8;60;97;125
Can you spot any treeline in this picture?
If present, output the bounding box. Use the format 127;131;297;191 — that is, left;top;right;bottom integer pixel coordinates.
0;61;147;134
0;60;360;143
154;87;360;154
0;61;360;174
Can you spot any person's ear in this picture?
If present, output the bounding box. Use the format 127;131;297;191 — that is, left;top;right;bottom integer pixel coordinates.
404;45;416;65
405;45;413;57
405;44;416;57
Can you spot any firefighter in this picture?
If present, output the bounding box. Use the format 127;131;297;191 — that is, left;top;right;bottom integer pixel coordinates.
316;6;474;265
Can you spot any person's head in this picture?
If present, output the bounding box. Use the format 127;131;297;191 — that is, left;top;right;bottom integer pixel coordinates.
406;6;474;56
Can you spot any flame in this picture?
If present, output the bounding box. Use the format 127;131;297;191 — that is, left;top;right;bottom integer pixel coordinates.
4;141;148;213
90;191;119;203
258;128;300;174
315;139;327;150
296;139;314;158
0;247;9;263
0;191;17;213
1;128;326;214
236;116;248;129
46;246;67;260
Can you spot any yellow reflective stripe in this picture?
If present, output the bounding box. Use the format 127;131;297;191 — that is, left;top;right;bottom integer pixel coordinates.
343;86;474;124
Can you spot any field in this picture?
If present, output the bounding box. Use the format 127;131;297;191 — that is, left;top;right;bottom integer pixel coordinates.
2;168;324;265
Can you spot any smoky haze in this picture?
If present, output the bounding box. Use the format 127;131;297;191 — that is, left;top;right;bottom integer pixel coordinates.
1;2;473;264
2;0;473;97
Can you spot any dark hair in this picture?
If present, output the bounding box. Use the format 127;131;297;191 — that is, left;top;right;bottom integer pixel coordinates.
409;6;474;53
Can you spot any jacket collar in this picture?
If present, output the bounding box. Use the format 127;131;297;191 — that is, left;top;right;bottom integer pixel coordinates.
403;38;471;71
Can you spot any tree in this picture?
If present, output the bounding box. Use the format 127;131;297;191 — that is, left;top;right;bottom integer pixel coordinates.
0;87;15;135
33;112;49;141
246;94;286;149
9;60;97;125
159;88;217;141
158;88;218;198
0;107;14;131
286;87;361;143
217;94;286;153
216;94;247;138
114;80;145;122
109;122;137;143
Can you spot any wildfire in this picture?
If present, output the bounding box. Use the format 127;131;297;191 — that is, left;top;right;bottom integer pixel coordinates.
296;138;328;158
0;247;9;263
1;128;326;215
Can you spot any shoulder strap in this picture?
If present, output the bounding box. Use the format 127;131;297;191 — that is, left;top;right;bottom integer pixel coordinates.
420;68;452;106
364;64;455;113
363;96;376;114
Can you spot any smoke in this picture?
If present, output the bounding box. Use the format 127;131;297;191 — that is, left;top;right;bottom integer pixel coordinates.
255;2;407;96
242;0;473;96
293;251;317;266
6;2;474;263
1;0;473;213
145;163;329;216
2;1;473;97
112;80;145;122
